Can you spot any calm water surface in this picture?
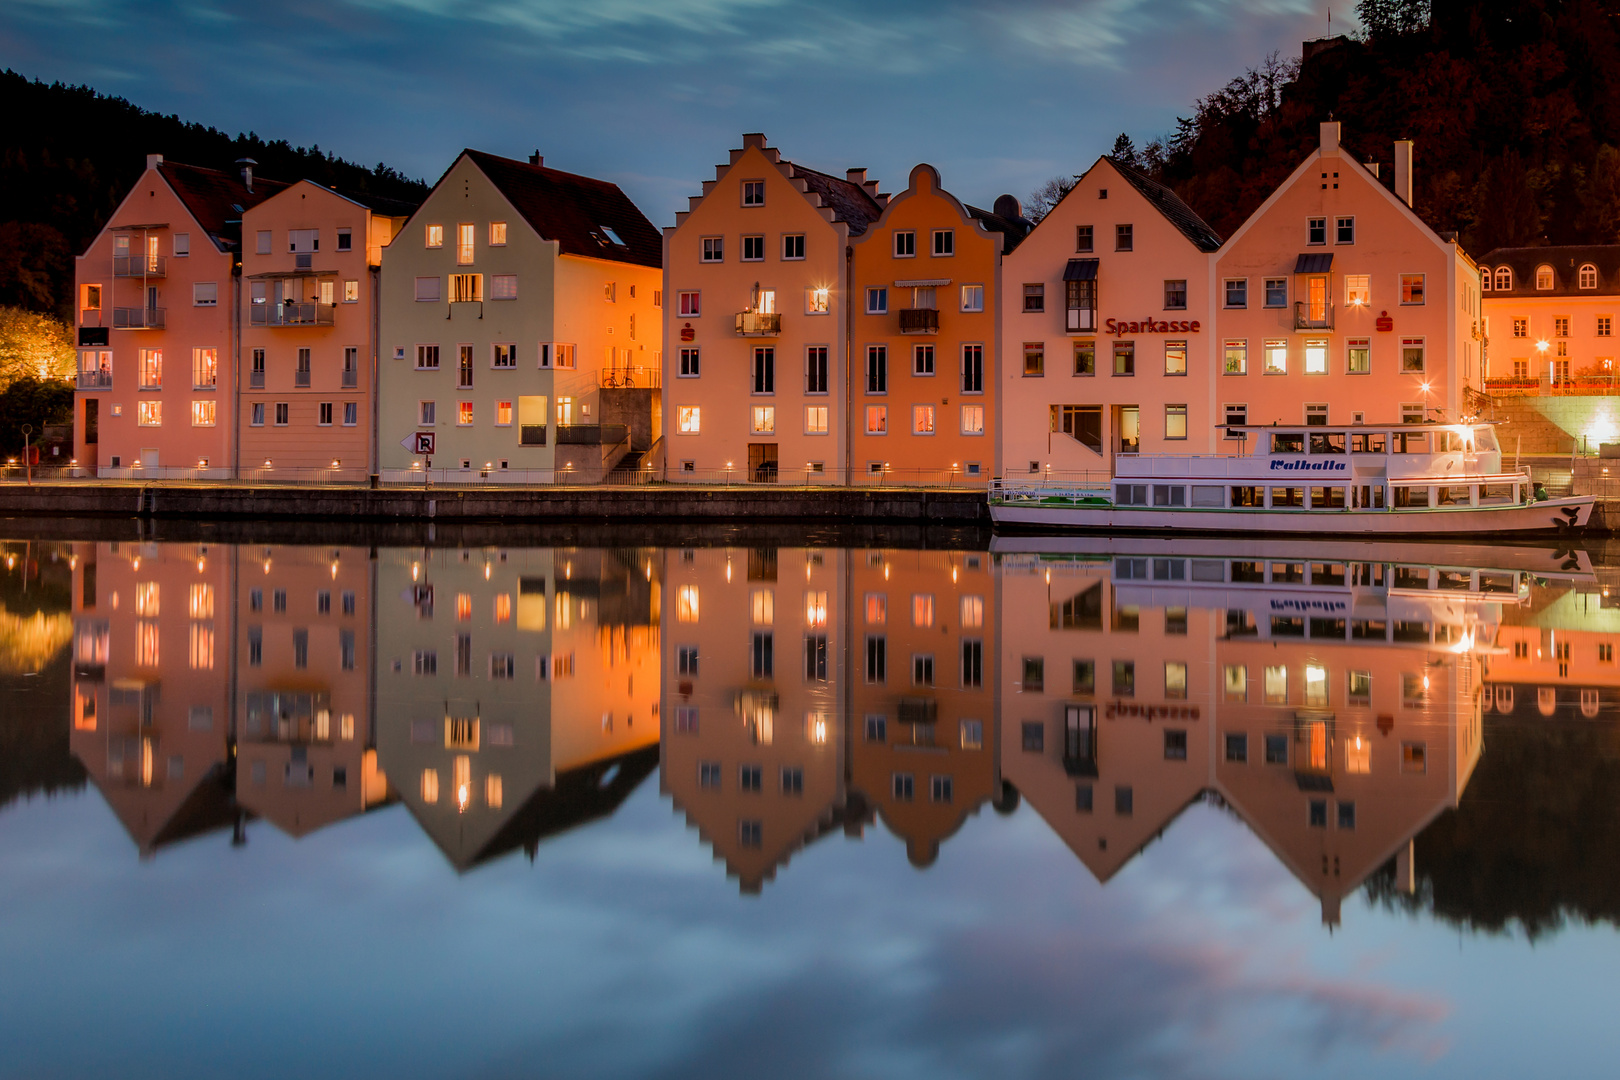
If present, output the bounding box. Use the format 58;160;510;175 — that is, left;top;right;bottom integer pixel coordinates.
2;532;1618;1079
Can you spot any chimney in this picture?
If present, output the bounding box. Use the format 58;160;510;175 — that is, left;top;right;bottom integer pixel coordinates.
846;168;867;186
1366;161;1380;178
146;153;163;171
529;151;543;167
236;157;257;193
1319;121;1341;155
1394;140;1414;207
741;132;767;150
1395;838;1416;893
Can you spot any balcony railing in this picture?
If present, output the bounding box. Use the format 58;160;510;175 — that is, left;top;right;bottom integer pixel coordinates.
114;255;166;278
77;370;113;389
734;311;781;336
898;696;939;725
1293;301;1334;330
250;371;265;389
899;308;939;334
251;302;336;327
113;307;164;329
342;369;358;389
520;425;548;446
556;424;629;446
295;370;311;388
600;365;662;389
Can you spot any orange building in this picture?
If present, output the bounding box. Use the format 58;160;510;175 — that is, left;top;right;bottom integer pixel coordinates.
1478;245;1620;402
239;182;413;479
234;544;388;836
849;165;1023;484
847;548;999;866
73;156;286;476
662;134;885;483
68;540;236;855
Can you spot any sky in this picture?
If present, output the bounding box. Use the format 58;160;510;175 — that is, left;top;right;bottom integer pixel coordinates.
1;0;1342;225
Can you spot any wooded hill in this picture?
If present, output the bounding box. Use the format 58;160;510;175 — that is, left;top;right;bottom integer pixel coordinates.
0;70;428;321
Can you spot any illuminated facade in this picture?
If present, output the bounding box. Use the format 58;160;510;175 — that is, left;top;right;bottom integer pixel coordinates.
1479;245;1620;392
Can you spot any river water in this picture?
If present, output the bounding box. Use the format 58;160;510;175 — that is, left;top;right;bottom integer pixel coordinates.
2;531;1617;1079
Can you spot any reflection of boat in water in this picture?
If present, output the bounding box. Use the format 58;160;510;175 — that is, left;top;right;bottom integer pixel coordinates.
990;421;1595;535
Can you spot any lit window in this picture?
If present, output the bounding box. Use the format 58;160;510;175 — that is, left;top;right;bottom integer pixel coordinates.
961;404;984;435
751;405;775;434
1305;664;1328;706
138;348;163;388
1535;265;1554;290
191;400;215;427
426;224;443;248
192;347;218;388
1401;338;1425;373
912;404;936;435
1165;404;1187;439
1164;340;1187;375
456;223;475;264
866;593;887;624
495;401;513;426
865;405;887;434
751;588;774;625
805;591;828;628
421;769;440;803
458;401;474;426
190;623;213;670
806;286;829;314
1401;273;1426;304
677;585;699;622
1305;339;1328;373
1345;274;1370;306
912;594;934;627
960;594;983;628
677;405;701;433
137;401;162;426
961;284;983;312
1224;340;1247;374
1346;733;1371;773
805;405;828;434
135;582;160;616
489;221;507;246
1264;664;1287;704
1347;338;1370;373
449;274;482;302
344;279;359;302
1263;339;1287;374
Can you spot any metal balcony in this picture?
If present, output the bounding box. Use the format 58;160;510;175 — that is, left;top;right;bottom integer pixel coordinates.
519;425;548;446
249;371;265;389
251;302;336;327
342;369;358;389
734;311;781;336
899;308;939;334
113;307;164;329
600;365;662;389
1293;301;1334;330
77;370;113;389
898;696;938;725
114;255;166;278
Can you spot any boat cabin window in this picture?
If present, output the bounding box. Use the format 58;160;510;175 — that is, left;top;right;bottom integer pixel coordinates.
1152;485;1186;507
1481;483;1515;504
1355;484;1386;509
1191;485;1224;507
1224;609;1258;637
1436;430;1467;453
1350;432;1386;453
1271;487;1304;508
1479;572;1516;594
1393;566;1429;589
1231;561;1265;583
1230;486;1262;507
1308;431;1346;454
1393;487;1430;507
1116;484;1148;505
1271;562;1305;583
1310;486;1346;508
1437;485;1470;505
1392;431;1430;454
1272;432;1305;454
1474;428;1499;453
1311;562;1346;585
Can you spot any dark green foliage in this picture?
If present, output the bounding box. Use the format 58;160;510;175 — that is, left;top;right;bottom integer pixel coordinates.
0;378;74;457
1149;1;1620;253
0;69;428;319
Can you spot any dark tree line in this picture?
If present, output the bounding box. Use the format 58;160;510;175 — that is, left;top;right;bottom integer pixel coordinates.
1135;0;1620;255
0;70;429;320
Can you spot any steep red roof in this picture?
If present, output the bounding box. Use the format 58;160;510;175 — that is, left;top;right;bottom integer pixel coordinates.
157;161;288;252
463;150;660;269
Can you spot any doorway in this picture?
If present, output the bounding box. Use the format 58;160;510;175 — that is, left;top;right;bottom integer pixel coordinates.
140;447;159;470
1112;406;1140;456
748;443;778;483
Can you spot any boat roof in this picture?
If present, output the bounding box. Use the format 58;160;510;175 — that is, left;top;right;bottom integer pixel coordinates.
1222;421;1493;432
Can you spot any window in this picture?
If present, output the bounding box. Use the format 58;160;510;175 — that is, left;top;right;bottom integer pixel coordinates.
1164;340;1187;375
492;343;517;369
1076;225;1093;252
1224;340;1247;375
419;401;436;426
866;287;888;314
866;635;887;682
750;405;775;434
1074;339;1096;376
275;403;289;426
487;221;507;246
867;345;888;393
1555;316;1570;338
1261;278;1287;308
1165;404;1188;439
1308;217;1326;245
488;274;517;301
1113;660;1135;696
456;223;475;264
256;230;272;255
1164;279;1187;309
1346;274;1369;306
1012;341;1040;377
742;179;765;206
138;347;163;388
961;404;984;435
192;282;217;307
457;401;474;427
794;404;826;435
251;403;265;426
1112;341;1134;376
932;229;954;256
415;276;441;302
913;344;935;376
1534;264;1555;290
1263;339;1287;375
190;347;218;389
894;230;916;257
333;228;352;253
701;237;723;262
1495;266;1512;291
677;405;700;434
674;290;701;319
343;279;360;303
1580;264;1598;289
415;344;440;371
678;347;701;378
191;400;214;427
1401;274;1426;304
742;235;765;261
1601;316;1613;337
961;284;983;312
752;347;774;393
865;405;887;434
1021;721;1045;753
1226;278;1248;307
425;224;443;248
1264;664;1287;704
912;404;935;435
1115;224;1133;251
1346;338;1370;373
956;343;985;393
1401;337;1425;373
1513;318;1528;338
449;274;482;302
1305;338;1328;374
1022;283;1046;312
1336;216;1355;243
318;402;334;426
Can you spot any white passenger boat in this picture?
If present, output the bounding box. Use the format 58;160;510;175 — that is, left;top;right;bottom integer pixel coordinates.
989;422;1595;535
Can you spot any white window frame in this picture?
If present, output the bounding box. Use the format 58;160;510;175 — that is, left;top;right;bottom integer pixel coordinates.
893;230;916;258
866;287;888;314
700;237;723;263
932;229;954;257
961;284;983;312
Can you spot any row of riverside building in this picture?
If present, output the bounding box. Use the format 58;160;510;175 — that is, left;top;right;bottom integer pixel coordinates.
86;119;1611;485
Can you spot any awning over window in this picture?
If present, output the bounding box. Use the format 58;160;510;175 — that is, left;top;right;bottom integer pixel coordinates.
893;278;951;288
1294;253;1333;273
1063;258;1099;281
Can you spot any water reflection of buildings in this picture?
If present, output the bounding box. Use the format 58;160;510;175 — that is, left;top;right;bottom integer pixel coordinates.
374;547;661;871
994;541;1538;924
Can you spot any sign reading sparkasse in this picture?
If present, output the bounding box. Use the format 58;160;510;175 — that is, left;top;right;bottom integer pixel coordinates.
1104;317;1201;335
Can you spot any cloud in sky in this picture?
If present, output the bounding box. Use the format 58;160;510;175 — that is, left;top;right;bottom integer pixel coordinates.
1;1;1328;227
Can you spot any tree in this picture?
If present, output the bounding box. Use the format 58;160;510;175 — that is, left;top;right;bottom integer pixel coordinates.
1110;133;1140;169
1472;151;1543;252
1579;144;1620;244
1025;175;1077;222
0;223;73;318
1356;0;1431;40
0;306;74;390
0;377;73;456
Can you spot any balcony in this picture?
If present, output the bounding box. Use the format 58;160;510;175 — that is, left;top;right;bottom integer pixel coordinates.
898;696;938;725
295;370;311;388
251;302;336;328
113;307;164;329
600;365;662;389
342;369;358;389
520;425;548;446
556;424;628;446
114;255;166;278
734;311;781;337
250;371;265;389
899;308;939;335
77;370;113;389
1293;301;1334;330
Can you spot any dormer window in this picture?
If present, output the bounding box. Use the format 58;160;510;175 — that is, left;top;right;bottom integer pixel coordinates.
1494;266;1511;290
1580;263;1598;289
1536;264;1554;290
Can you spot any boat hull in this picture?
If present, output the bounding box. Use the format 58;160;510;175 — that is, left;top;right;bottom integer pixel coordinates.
988;496;1596;535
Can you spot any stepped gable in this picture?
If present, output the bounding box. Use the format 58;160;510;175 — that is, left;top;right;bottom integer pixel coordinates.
464;149;661;269
1105;157;1224;253
157;160;288;252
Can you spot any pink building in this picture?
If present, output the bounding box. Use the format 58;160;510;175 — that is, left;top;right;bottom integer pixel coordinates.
73;156;286;476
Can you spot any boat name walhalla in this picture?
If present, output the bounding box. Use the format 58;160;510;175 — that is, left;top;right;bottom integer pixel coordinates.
1103;318;1201;335
1104;701;1201;722
1268;459;1348;471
